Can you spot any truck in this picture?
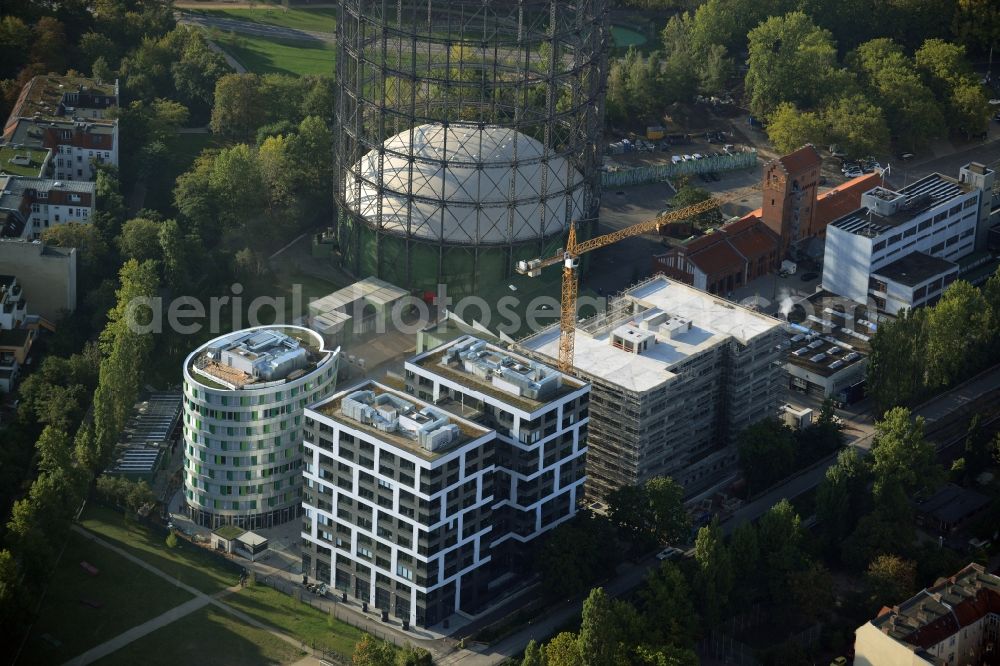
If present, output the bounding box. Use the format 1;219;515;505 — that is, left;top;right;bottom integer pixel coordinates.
836;381;866;407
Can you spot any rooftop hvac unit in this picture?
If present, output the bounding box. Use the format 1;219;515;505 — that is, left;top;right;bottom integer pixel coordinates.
810;353;827;363
829;360;844;370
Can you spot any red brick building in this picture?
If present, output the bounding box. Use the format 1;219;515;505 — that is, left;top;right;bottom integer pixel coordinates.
652;145;880;295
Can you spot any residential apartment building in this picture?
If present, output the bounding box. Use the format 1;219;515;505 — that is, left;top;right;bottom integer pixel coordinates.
0;275;37;392
182;326;340;529
518;275;785;500
0;239;77;320
405;336;589;571
0;175;95;240
301;341;589;627
302;382;497;627
822;163;995;312
2;75;119;182
854;563;1000;666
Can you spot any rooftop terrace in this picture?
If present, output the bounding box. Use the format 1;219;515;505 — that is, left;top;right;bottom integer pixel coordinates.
0;146;49;177
830;173;973;238
317;381;489;460
187;326;331;390
5;75;117;128
410;336;584;412
519;276;782;393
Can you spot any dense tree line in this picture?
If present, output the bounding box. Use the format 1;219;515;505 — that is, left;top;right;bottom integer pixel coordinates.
605;0;994;152
867;269;1000;414
0;260;160;643
737;399;844;495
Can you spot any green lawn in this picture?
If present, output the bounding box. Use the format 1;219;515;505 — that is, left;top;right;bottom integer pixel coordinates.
96;604;306;666
196;6;336;32
224;584;365;658
80;505;242;594
215;32;335;76
20;531;194;665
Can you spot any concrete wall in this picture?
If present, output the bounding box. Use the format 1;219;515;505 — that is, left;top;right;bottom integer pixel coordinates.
0;240;76;320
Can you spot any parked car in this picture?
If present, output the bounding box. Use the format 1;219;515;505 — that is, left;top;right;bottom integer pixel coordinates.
656;547;683;561
692;153;704;159
682;154;693;161
671;155;682;165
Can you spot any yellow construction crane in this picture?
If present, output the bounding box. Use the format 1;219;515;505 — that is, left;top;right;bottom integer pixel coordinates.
515;187;755;373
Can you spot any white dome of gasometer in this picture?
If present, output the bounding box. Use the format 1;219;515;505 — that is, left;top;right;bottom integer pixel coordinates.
344;122;585;244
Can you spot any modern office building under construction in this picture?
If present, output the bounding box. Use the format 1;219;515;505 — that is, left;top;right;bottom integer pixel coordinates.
332;0;608;298
518;276;786;500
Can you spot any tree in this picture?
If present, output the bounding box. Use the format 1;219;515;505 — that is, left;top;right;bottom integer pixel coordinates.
952;0;1000;55
757;500;806;602
823;95;890;156
166;532;179;548
866;307;929;413
118;217;164;262
174;151;219;241
30;17;68;73
871;407;943;499
42;223;114;292
352;634;394;666
0;16;30;78
729;521;759;591
841;483;917;570
745;12;844;118
694;519;734;625
637;561;697;647
669;182;715;227
171;28;232;120
536;513;619;599
210;73;265;140
737;418;796;494
579;588;626;666
209;143;266;233
816;447;870;550
543;632;583;666
866;554;916;604
396;644;432;666
258;134;297;211
646;477;690;546
787;561;833;621
851;38;945;149
522;640;544;666
766;103;826;154
915;40;990;136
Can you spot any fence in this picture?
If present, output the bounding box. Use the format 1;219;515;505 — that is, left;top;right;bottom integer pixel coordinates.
601;149;758;189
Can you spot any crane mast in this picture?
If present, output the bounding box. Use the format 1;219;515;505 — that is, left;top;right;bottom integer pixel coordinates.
516;188;755;372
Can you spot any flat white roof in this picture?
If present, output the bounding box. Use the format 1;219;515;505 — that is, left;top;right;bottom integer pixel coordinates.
309;276;408;316
520;277;782;393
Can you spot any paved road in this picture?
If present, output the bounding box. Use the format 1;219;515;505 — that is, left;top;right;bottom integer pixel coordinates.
178;12;335;44
720;362;1000;535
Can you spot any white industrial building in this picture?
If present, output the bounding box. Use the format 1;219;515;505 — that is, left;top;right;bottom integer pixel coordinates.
182;326;339;529
822;163;995;312
518;276;785;500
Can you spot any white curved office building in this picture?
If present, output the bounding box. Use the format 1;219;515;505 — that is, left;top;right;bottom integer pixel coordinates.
182;326;339;529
